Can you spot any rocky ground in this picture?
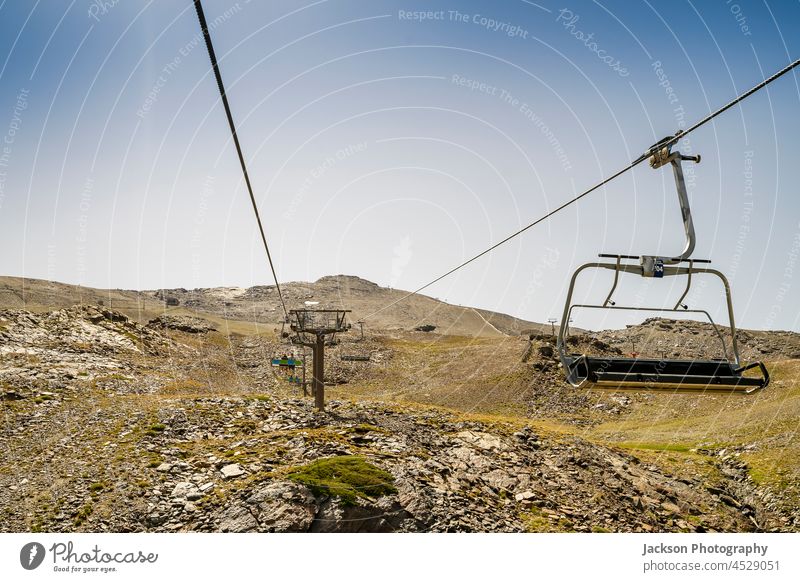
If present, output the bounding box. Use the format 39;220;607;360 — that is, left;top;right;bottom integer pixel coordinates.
516;324;800;423
146;275;544;337
1;305;798;533
590;317;800;362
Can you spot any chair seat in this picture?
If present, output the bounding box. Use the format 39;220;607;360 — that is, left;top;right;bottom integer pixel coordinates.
564;356;768;393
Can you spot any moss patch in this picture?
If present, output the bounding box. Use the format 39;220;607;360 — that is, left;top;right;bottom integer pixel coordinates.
73;503;93;526
144;423;166;437
286;455;396;505
88;482;106;493
521;507;555;532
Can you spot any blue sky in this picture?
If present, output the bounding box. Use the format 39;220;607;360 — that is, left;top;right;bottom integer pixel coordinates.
0;0;798;331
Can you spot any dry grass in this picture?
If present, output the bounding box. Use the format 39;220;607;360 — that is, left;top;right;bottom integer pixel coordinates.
336;333;533;415
587;360;800;507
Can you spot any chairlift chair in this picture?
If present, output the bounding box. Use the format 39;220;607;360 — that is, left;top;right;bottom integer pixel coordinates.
341;321;371;361
341;354;371;362
557;144;769;393
271;354;305;386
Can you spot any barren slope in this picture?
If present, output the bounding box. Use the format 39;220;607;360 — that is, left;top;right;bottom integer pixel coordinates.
1;305;792;532
0;275;543;337
1;277;799;533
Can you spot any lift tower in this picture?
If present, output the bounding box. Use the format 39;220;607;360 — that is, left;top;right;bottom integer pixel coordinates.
289;309;351;411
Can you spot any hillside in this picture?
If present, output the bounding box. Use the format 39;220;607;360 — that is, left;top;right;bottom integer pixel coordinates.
0;275;546;337
0;276;799;533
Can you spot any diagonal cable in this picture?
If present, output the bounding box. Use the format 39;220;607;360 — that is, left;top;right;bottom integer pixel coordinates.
194;0;288;319
363;57;800;321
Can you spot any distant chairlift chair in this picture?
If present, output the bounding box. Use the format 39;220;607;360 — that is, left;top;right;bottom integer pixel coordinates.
341;320;371;362
556;143;769;393
271;356;304;387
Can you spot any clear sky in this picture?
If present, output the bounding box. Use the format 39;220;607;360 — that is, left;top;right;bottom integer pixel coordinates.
0;0;798;331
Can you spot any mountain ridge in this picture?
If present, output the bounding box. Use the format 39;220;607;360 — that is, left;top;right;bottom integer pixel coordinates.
0;274;549;337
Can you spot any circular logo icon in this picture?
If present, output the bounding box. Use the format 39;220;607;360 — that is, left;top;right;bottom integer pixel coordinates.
20;542;46;570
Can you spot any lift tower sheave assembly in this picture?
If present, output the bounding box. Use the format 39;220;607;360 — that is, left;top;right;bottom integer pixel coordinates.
289;309;351;411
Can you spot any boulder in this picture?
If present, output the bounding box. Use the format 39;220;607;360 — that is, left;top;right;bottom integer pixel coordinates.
220;463;245;479
245;481;317;532
217;504;258;533
147;315;216;334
